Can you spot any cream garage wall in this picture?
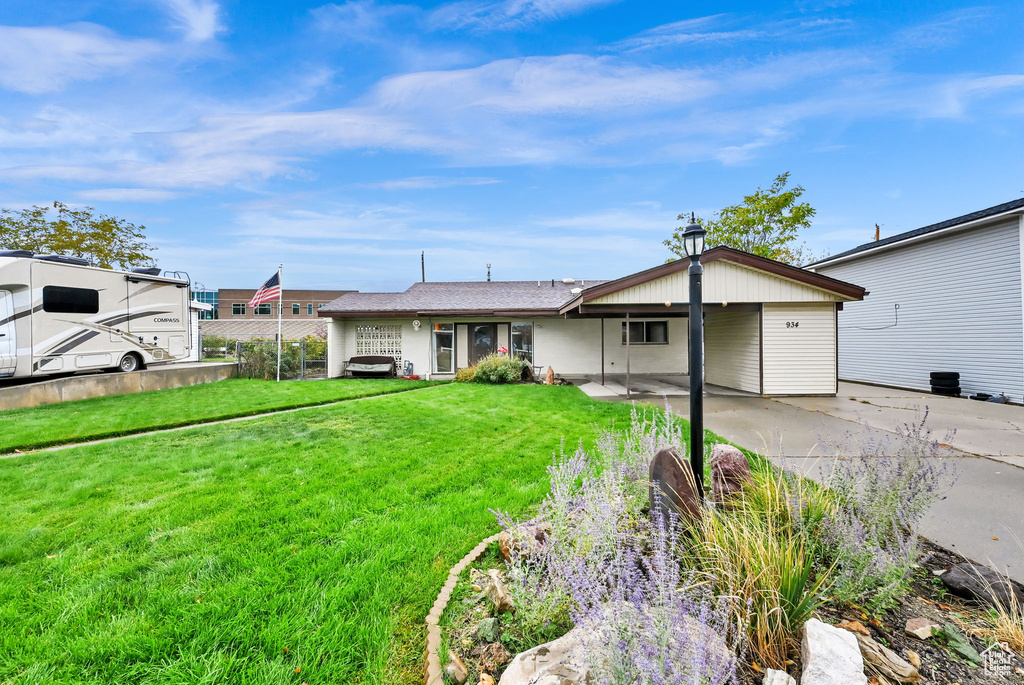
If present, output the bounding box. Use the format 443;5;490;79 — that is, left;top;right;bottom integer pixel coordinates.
533;316;688;376
704;307;760;393
762;303;837;395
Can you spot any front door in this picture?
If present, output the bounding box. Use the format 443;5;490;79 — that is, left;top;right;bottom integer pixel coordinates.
469;323;496;365
0;290;16;376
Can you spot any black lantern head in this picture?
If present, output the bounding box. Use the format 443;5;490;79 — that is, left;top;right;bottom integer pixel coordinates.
681;213;706;259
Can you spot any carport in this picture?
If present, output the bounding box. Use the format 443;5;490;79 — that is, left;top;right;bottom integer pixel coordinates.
557;247;867;397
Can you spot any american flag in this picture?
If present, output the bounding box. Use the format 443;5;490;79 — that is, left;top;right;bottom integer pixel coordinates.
248;272;281;307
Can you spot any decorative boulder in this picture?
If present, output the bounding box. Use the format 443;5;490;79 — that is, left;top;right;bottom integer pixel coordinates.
445;651;469;685
498;522;552;562
762;669;795;685
855;633;920;683
710;444;752;503
470;569;515;614
801;618;868;685
649;446;701;524
904;617;939;640
498;627;589;685
940;562;1024;609
477;617;501;643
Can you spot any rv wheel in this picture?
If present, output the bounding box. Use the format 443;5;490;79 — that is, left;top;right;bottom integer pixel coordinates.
119;353;141;373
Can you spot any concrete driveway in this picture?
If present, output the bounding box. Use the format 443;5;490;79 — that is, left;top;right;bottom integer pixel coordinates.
578;378;1024;582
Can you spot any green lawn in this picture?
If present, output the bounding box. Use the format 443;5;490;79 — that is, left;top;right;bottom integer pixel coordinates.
0;384;646;684
0;378;442;453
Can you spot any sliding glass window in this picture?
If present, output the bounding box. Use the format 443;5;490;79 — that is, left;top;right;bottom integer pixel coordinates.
511;322;534;365
433;323;454;373
622;320;669;344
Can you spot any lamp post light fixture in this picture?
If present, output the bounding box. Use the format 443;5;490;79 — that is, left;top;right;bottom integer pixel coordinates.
681;213;707;499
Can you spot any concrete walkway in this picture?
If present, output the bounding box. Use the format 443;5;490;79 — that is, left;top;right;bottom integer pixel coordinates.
578;378;1024;582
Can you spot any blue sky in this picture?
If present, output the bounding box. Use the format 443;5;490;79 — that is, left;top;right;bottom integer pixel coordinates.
1;1;1023;291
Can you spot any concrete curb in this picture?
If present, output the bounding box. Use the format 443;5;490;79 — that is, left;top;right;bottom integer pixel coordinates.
424;533;501;685
0;362;236;411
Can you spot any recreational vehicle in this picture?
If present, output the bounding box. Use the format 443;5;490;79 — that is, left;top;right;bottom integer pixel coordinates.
0;251;191;379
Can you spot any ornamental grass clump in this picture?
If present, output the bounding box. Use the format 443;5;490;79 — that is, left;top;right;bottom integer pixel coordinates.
473;354;526;383
681;467;833;670
818;411;957;613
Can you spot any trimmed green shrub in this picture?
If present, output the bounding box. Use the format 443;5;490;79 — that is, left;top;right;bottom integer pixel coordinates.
473;354;526;384
454;366;477;383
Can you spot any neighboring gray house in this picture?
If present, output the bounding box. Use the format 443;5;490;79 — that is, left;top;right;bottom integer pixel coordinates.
809;198;1024;404
319;246;867;396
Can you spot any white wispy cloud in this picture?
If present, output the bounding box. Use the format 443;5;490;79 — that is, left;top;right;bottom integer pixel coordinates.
75;188;183;202
371;54;715;114
161;0;224;42
610;13;854;52
311;1;418;43
428;0;619;32
356;176;502;189
3;8;1022;194
534;207;673;232
0;24;161;94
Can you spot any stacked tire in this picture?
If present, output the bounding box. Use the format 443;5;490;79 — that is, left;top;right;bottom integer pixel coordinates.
930;371;960;397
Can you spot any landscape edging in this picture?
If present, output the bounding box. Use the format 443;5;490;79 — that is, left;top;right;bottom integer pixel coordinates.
424;533;501;685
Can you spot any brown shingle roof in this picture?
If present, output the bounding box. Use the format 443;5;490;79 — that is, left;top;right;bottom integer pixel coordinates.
319;280;605;316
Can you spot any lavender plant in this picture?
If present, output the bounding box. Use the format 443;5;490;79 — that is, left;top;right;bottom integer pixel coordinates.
594;404;686;511
494;406;742;682
492;441;636;649
817;410;958;612
568;510;742;685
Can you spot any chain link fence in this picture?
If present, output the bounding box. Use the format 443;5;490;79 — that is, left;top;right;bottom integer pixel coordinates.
235;339;328;380
199;334;239;361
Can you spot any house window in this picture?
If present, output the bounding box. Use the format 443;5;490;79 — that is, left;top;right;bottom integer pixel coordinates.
433;323;454;373
511;322;534;365
307;304;314;315
42;286;99;314
254;303;272;315
292;303;300;315
355;324;402;366
232;303;246;316
622;320;669;345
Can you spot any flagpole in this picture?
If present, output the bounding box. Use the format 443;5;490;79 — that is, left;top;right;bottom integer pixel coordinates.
276;264;283;382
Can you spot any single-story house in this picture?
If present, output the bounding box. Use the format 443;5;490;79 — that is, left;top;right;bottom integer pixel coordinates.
319;246;867;396
809;198;1024;404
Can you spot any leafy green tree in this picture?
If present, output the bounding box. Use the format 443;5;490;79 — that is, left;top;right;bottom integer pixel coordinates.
0;201;155;269
665;172;816;265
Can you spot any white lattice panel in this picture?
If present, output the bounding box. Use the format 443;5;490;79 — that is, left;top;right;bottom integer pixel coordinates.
355;325;402;365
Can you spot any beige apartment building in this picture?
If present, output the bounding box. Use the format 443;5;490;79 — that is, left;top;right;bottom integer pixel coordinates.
199;289;353;341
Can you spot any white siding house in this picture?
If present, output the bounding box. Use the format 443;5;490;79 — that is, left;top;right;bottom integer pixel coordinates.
810;199;1024;404
320;247;866;396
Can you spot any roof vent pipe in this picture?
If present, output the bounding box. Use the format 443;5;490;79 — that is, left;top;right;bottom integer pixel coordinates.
561;278;575;285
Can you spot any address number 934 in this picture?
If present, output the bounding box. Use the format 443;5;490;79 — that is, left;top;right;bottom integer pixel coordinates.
785;321;800;328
